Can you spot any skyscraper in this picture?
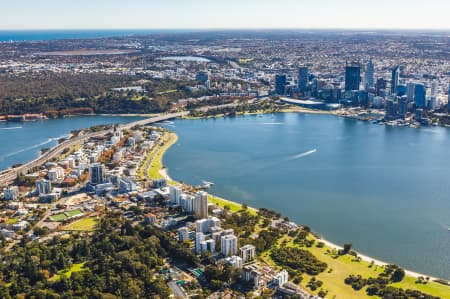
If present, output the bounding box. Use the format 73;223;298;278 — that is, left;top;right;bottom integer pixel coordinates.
221;234;238;257
194;191;208;219
447;83;450;113
275;74;287;95
398;96;408;118
298;66;309;92
391;65;400;95
431;80;438;97
414;83;426;108
376;77;387;96
345;63;361;91
364;60;374;89
407;82;415;101
89;163;104;185
385;98;398;120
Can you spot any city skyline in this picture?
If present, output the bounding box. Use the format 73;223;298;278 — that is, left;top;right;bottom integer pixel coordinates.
1;0;450;30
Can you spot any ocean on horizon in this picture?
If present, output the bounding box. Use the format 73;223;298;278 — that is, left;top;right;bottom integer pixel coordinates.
0;29;191;42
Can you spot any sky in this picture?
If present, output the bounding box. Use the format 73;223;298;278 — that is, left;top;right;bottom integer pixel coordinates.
1;0;449;30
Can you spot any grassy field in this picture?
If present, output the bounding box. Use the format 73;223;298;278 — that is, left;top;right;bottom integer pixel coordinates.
66;209;83;217
207;195;257;216
49;262;87;281
259;235;450;299
61;217;97;231
147;132;178;180
50;209;84;222
158;89;178;95
50;213;68;222
392;276;450;299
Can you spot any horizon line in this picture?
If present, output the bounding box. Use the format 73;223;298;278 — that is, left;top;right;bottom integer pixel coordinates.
1;27;450;32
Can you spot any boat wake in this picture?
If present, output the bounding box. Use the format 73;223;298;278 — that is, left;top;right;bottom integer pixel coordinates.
262;122;283;125
0;135;67;160
287;149;317;161
163;124;176;128
0;126;23;130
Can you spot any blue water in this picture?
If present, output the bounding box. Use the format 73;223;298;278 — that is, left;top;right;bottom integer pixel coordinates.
0;115;144;170
163;113;450;279
0;29;190;42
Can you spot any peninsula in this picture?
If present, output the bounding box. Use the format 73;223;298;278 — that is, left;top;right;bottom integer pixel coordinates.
1;113;449;299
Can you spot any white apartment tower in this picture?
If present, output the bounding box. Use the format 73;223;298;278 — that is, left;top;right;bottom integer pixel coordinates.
195;232;205;254
169;185;181;204
36;179;52;195
240;244;256;263
221;234;238;257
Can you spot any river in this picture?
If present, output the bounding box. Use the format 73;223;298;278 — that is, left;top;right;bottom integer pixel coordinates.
0;115;144;171
162;112;450;280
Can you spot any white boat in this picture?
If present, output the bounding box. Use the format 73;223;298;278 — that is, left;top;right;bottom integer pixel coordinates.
200;180;214;189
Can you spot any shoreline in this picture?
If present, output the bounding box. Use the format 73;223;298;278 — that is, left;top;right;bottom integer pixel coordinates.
157;130;448;284
2;113;449;285
316;238;440;281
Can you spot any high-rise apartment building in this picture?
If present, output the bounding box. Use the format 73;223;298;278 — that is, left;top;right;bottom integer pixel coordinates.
194;191;208;219
89;163;104;185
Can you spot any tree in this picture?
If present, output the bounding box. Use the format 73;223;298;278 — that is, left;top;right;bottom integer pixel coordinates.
391;268;405;282
343;243;352;254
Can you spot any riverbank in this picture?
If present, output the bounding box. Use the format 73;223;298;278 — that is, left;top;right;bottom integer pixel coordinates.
154;128;450;298
316;238;441;282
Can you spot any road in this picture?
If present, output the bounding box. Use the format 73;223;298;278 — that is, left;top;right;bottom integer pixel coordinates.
0;111;188;187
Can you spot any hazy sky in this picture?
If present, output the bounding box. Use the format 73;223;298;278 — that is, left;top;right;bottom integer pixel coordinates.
1;0;449;30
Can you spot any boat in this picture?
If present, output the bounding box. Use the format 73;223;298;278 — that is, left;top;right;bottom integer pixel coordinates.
197;180;214;189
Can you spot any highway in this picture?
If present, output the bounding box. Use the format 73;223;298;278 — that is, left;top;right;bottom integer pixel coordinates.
0;111;188;187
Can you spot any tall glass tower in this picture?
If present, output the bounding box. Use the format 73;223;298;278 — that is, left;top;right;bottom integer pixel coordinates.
391;65;400;95
298;66;309;92
364;60;374;89
345;63;361;91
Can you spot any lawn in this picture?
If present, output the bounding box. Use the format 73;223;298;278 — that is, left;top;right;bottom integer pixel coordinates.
49;262;87;281
158;89;178;95
6;218;18;225
66;209;83;217
147;132;178;180
50;213;68;222
259;236;450;299
392;276;450;299
207;195;257;216
61;217;98;231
